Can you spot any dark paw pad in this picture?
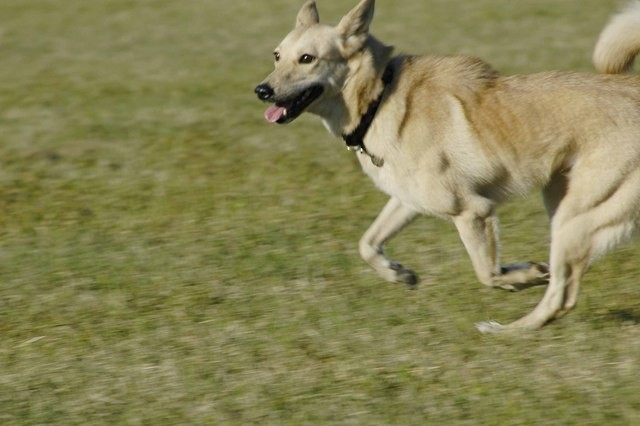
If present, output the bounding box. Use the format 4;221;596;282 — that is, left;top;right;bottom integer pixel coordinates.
390;261;419;288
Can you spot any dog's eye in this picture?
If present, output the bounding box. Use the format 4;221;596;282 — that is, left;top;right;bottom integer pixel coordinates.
273;52;280;62
299;54;316;64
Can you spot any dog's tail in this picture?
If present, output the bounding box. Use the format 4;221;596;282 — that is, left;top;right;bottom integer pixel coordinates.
593;1;640;74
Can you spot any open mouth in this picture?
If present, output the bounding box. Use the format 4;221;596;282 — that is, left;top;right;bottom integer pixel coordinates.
264;85;324;124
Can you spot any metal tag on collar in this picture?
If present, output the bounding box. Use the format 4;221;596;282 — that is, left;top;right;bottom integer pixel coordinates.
348;146;384;167
370;154;384;167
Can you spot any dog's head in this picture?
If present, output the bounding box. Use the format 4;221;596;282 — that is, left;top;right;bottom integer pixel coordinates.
254;0;376;124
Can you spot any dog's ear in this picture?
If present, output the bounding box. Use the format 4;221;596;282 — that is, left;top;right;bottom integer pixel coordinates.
296;0;320;28
337;0;375;54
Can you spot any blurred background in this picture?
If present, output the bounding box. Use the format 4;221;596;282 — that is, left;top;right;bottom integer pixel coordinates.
1;0;639;423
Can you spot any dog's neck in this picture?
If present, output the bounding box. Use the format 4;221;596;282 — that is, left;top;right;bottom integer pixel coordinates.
342;65;394;167
314;36;394;139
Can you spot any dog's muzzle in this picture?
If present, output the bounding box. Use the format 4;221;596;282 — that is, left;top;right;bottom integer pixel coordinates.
254;82;324;124
254;84;275;101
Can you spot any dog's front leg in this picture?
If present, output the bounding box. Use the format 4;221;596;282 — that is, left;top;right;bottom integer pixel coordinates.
453;210;548;291
359;197;418;287
453;210;502;287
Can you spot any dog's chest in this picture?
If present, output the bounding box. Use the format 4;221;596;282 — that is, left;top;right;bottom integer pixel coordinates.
356;150;459;216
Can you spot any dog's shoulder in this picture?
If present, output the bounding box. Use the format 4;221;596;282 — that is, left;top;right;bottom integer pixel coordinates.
392;55;499;102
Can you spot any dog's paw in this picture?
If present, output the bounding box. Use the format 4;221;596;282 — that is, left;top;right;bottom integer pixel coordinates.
475;321;505;334
398;269;418;289
495;262;550;291
390;261;418;288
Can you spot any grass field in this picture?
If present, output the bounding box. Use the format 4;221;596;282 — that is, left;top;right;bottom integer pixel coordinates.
2;0;640;424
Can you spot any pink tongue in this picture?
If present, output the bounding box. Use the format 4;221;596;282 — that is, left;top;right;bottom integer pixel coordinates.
264;105;286;123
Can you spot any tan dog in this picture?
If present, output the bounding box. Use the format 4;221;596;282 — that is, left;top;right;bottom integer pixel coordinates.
254;0;640;332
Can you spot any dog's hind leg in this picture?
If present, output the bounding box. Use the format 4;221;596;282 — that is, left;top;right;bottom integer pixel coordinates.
478;166;640;333
359;197;418;287
477;213;596;333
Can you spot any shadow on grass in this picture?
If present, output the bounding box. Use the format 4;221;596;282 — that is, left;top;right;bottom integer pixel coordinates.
602;308;640;325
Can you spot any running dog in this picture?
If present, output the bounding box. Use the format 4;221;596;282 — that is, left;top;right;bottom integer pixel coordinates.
254;0;640;332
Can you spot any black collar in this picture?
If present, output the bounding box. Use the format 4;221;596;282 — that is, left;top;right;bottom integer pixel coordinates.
342;65;394;167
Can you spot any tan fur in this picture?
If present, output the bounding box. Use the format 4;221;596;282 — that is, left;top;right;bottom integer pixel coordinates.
594;0;640;74
256;0;640;332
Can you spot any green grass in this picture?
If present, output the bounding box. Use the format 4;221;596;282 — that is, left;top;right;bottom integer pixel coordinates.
1;0;640;424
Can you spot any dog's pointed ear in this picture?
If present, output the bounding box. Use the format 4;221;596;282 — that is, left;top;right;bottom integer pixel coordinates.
337;0;375;54
296;0;320;28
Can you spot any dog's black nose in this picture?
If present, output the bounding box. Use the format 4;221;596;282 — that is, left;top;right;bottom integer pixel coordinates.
255;84;275;101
